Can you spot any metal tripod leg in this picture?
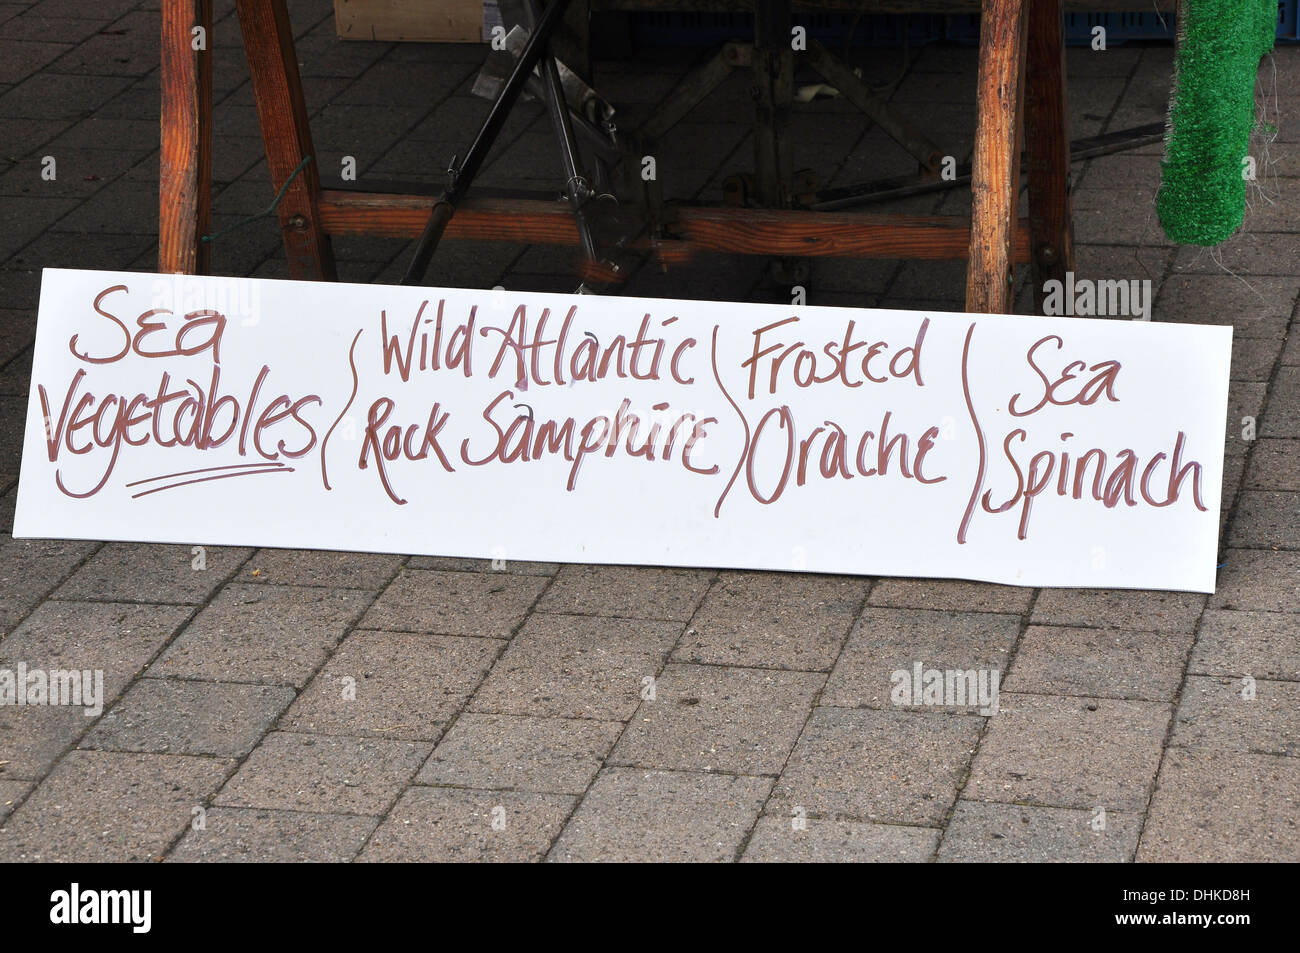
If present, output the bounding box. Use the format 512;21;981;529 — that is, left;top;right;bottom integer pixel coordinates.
400;0;573;286
534;19;597;256
527;9;620;291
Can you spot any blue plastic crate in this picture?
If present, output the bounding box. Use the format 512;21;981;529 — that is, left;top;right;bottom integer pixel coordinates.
1280;0;1299;40
948;3;1296;46
945;11;1175;46
630;4;1296;49
630;12;947;48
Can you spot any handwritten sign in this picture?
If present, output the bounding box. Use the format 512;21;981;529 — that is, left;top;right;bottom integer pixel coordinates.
15;268;1232;592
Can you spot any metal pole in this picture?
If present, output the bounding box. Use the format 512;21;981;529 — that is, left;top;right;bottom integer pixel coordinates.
401;0;573;285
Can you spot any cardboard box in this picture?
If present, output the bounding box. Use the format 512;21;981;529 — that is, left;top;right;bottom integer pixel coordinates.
334;0;486;43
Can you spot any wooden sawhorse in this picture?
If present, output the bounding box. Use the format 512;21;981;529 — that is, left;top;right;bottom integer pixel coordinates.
159;0;1077;314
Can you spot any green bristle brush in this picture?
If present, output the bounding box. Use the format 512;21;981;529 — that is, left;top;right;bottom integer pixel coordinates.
1157;0;1278;246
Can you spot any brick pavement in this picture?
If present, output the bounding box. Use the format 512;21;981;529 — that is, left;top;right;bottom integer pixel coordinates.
0;0;1297;861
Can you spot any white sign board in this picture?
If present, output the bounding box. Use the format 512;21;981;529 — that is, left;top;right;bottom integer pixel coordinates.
15;268;1232;592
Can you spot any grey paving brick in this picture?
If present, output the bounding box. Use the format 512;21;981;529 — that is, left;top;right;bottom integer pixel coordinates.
0;117;67;165
1154;274;1297;338
0;307;33;366
208;176;282;218
0;347;32;399
769;707;981;824
284;39;390;85
149;584;369;687
0;778;30;822
965;693;1170;811
417;713;622;794
1079;153;1163;191
29;114;157;153
26;0;141;19
0;715;91;806
536;564;713;622
82;679;294;757
867;578;1033;615
1074;190;1171;247
1073;244;1172;290
548;767;770;862
309;102;419;161
401;95;535;147
1003;625;1193;702
0;15;106;44
167;806;378;862
48;12;154;77
1231;332;1285;381
891;259;969;300
610;663;823;775
208;136;266;184
209;101;264;142
469;613;679;720
238;548;403;589
843;120;971;186
360;568;546;637
1261;367;1300;439
0;535;97;632
1283;325;1300;365
359;787;575;863
0;378;26;446
0;39;69;85
0;150;140;203
893;68;975;104
1246;438;1300;492
823;608;1019;712
53;542;251;604
673;571;866;671
1030;588;1206;632
621;252;767;302
1190;609;1300;680
812;257;897;295
282;631;502;741
908;43;982;74
1210;550;1300;613
0;599;191;777
1069;79;1131;135
1227;382;1268;457
200;212;284;275
1227;491;1300;549
1171;675;1299;757
0;194;78;258
215;731;430;816
1171;233;1300;278
0;750;233;862
336;60;473;108
937;801;1140;862
1221;449;1250;514
741;816;938;862
45;179;163;235
5;226;153;273
404;554;560;575
1137;749;1300;862
0;268;42;312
